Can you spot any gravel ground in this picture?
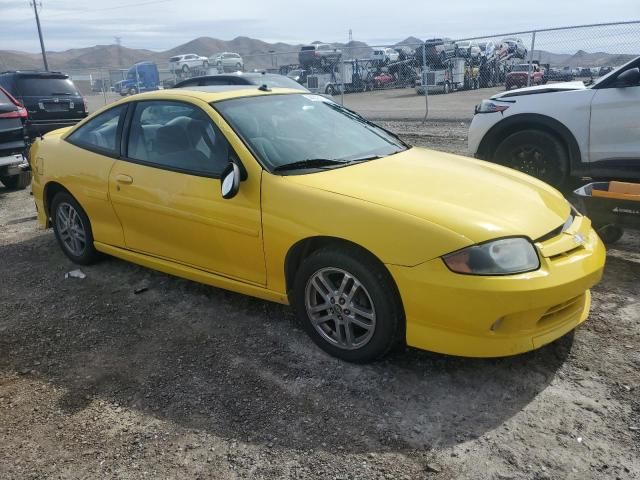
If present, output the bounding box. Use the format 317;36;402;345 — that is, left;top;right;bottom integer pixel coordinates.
1;122;639;479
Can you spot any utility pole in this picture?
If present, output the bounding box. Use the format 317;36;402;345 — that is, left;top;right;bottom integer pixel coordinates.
115;37;122;68
348;29;352;43
30;1;48;71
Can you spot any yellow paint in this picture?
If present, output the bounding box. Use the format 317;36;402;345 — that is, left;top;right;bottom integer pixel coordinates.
30;88;607;357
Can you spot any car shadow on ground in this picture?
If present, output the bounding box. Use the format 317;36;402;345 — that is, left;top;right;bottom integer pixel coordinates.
0;233;574;454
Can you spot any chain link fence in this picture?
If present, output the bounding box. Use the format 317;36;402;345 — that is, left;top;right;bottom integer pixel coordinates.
65;21;639;121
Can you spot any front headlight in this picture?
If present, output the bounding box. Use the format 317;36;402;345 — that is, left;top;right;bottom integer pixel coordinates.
475;99;511;114
443;237;540;275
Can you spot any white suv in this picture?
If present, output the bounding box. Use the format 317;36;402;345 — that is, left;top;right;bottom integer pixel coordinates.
210;52;244;71
168;54;209;74
468;57;640;187
371;48;399;64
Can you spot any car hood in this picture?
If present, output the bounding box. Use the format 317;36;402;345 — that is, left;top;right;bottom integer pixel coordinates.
492;81;586;99
285;148;570;243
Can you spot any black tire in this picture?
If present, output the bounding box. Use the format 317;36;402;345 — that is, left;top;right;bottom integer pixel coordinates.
181;64;189;73
128;87;137;95
493;129;568;188
325;84;337;96
51;192;101;265
203;60;209;69
292;247;404;363
443;81;450;94
597;225;624;244
1;170;31;190
235;62;242;71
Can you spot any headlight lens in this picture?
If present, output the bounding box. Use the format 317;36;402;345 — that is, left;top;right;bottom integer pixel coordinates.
443;237;540;275
475;99;511;114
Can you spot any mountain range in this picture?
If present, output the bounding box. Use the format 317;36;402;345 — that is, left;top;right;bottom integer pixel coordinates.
0;36;635;72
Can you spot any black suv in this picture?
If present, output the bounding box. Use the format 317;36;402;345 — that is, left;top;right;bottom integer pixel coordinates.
0;71;87;138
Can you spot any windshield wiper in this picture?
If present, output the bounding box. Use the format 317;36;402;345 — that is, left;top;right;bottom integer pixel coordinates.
272;158;347;172
50;92;73;96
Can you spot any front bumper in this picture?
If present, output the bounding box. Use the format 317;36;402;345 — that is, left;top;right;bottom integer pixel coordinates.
388;217;606;357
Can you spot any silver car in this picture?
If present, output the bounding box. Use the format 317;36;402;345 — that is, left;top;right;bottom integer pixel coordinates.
210;52;244;71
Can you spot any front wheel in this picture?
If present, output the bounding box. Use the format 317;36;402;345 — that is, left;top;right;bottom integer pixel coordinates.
181;64;189;73
1;170;31;190
493;129;568;188
293;247;404;363
325;84;337;96
235;62;242;71
51;192;101;265
203;60;209;69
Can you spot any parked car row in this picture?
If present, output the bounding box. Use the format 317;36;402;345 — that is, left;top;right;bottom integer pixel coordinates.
0;70;89;190
169;52;245;76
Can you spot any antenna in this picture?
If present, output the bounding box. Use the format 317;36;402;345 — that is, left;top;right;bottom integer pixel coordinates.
115;36;122;67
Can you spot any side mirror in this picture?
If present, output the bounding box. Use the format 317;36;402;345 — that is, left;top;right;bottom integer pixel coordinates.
220;162;240;199
614;67;640;88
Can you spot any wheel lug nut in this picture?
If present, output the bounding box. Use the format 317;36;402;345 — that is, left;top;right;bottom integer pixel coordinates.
339;298;345;305
330;298;335;304
344;309;350;315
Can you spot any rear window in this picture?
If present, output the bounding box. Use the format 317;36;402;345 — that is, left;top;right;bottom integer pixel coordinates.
17;77;78;96
301;46;316;51
169;56;181;62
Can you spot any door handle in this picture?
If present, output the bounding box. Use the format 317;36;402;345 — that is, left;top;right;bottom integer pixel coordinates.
115;174;133;185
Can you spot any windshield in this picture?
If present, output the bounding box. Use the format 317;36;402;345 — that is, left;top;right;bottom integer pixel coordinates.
511;65;530;72
17;77;78;96
215;94;407;172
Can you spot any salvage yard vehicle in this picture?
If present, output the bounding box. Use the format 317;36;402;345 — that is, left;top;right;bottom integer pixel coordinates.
415;58;465;94
117;61;160;96
416;38;457;66
0;70;88;138
469;57;640;188
499;38;527;59
298;44;342;68
505;63;545;90
0;86;30;189
168;53;209;74
455;40;481;59
30;87;605;362
371;48;399;64
209;52;244;71
173;72;308;91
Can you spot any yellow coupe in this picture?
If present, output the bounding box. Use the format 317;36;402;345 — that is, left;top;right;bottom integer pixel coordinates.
29;86;606;362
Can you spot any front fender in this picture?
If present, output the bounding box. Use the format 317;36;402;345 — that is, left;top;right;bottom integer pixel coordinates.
261;173;473;294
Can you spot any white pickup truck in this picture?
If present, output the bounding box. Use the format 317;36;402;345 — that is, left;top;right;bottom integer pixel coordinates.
468;57;640;187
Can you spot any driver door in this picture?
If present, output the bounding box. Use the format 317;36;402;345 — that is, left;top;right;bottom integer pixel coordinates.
108;100;266;285
589;62;640;173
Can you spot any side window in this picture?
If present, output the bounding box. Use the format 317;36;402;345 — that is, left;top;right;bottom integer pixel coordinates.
67;105;124;154
126;101;230;177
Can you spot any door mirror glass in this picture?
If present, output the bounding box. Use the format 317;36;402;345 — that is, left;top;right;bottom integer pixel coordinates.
220;162;240;199
614;67;640;88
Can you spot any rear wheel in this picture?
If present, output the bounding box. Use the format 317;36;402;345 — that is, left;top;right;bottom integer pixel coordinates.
51;192;101;265
293;247;403;363
235;62;242;71
181;64;189;73
493;129;568;187
1;171;31;190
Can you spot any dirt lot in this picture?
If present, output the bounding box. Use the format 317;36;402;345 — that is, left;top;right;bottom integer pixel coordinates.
1;122;639;479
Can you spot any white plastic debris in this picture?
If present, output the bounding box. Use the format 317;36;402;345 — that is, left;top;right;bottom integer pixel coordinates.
65;269;86;279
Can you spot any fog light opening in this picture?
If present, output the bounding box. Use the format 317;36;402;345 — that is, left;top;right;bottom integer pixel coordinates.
490;317;505;332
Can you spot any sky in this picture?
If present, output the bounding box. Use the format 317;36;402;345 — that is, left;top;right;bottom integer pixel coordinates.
1;0;639;53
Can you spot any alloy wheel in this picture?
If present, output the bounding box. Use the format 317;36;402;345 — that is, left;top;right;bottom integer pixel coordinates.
55;202;87;257
305;267;376;350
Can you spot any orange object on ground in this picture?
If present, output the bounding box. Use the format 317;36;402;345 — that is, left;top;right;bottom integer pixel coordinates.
592;181;640;201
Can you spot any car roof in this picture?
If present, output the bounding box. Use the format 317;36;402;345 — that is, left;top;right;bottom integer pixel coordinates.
173;73;304;88
115;86;304;104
